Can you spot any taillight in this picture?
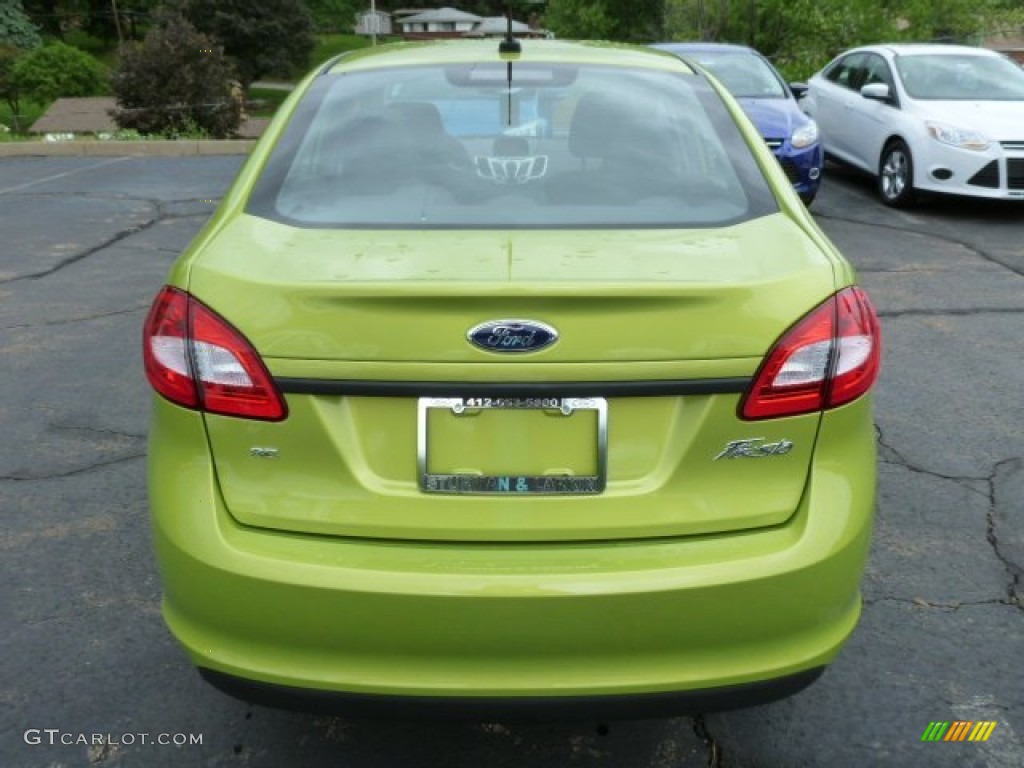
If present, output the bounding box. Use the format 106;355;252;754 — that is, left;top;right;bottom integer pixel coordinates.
741;286;881;420
143;286;287;421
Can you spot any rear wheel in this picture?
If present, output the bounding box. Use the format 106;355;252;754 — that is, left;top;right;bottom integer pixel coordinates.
878;140;915;207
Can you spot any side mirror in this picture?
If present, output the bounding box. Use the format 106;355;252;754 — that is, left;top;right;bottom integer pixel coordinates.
860;82;891;102
789;82;808;100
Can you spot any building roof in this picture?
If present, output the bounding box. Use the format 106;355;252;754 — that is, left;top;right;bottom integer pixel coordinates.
399;7;482;24
30;97;117;134
468;17;532;35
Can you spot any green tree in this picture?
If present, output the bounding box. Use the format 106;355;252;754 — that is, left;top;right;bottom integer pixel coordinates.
1;46;26;131
662;0;1013;78
10;41;107;103
1;0;43;49
544;0;614;39
663;0;869;78
111;12;241;137
21;0;65;40
0;1;42;132
21;0;160;43
896;0;996;43
181;0;315;85
544;0;664;42
455;0;511;15
304;0;357;33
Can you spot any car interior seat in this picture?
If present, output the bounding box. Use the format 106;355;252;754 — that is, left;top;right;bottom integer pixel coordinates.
547;91;678;204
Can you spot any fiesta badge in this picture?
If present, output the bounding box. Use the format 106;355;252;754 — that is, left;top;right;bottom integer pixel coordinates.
467;319;558;354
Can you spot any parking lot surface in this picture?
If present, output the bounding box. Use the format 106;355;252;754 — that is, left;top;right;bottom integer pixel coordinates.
1;156;1021;767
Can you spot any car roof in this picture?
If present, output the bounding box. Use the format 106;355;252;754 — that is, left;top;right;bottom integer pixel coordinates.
852;43;1003;58
323;39;696;75
651;42;757;56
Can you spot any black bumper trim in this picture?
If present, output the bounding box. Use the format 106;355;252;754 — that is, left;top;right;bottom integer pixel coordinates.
198;666;825;721
275;377;750;399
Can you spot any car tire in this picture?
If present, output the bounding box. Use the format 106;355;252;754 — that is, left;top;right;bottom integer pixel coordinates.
799;190;817;207
878;140;915;207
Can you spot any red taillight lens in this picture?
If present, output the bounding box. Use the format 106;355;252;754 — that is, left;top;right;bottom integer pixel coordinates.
741;286;881;420
143;286;287;421
827;287;882;409
143;287;198;409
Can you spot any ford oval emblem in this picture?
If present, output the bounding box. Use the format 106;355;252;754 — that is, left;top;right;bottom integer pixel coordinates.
467;319;558;354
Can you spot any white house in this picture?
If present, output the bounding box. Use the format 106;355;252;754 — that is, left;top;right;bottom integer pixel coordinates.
397;7;482;36
465;17;548;39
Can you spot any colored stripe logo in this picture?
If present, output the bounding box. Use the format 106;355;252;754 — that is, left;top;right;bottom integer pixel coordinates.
921;721;997;742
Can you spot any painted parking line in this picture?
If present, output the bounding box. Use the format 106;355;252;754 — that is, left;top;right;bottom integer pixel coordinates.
0;156;134;196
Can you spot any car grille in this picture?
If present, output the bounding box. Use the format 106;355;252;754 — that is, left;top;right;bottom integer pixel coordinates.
1000;141;1024;152
968;160;1000;188
779;158;802;185
765;138;784;151
1009;159;1024;190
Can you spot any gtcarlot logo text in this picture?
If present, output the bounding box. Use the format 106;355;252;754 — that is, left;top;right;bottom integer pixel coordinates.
24;729;203;747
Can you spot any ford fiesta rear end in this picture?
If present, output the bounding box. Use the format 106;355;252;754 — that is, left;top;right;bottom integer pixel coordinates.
144;40;880;718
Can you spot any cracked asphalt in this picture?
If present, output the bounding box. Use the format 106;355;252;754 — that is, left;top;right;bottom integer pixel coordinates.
1;156;1021;768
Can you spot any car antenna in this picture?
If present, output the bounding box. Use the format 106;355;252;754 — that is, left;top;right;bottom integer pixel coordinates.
499;1;520;54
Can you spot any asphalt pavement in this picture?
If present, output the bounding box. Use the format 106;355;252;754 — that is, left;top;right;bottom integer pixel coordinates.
0;156;1021;767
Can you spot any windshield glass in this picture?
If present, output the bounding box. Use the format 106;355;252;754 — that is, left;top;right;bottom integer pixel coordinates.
683;51;787;99
897;53;1024;100
246;63;776;229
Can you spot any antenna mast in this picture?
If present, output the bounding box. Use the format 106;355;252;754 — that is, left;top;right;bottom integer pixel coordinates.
498;2;521;54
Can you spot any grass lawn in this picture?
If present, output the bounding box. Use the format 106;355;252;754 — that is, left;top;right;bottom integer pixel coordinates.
246;87;292;118
311;33;382;67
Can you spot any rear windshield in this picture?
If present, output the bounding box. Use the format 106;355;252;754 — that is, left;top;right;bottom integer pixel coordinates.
246;62;778;229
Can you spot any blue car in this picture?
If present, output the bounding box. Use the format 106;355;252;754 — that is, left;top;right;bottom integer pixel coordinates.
653;42;823;205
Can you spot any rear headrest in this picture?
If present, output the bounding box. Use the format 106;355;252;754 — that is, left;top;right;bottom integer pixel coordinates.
384;101;447;135
568;91;677;169
569;92;615;158
568;91;656;159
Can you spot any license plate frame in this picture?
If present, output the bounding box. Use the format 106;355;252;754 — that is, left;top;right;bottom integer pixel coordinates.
417;396;608;495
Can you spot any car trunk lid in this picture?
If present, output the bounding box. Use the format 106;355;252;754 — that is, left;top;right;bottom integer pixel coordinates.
189;213;837;542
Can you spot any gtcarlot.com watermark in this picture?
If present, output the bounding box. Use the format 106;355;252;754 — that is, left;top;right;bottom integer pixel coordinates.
24;729;203;747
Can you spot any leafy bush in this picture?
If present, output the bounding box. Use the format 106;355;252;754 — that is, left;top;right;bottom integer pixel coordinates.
10;42;108;104
111;13;241;138
182;0;316;85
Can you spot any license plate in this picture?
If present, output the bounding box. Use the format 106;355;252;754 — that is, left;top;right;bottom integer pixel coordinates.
417;397;608;495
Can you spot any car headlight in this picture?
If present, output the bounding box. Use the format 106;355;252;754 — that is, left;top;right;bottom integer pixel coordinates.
790;120;818;149
925;121;991;151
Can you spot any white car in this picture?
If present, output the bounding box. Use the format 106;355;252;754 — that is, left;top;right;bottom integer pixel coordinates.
801;43;1024;206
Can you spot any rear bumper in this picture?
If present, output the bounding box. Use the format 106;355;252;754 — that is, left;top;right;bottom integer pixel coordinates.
148;396;875;711
198;665;825;720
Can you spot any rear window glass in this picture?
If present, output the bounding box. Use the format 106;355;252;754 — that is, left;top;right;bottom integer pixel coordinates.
246;62;778;229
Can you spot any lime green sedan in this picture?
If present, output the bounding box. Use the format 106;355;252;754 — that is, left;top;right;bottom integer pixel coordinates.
143;39;881;718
